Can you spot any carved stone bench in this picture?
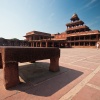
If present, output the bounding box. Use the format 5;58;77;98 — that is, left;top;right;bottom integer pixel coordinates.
0;46;60;89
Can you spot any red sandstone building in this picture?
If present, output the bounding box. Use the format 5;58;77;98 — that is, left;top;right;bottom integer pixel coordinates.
24;31;67;48
66;14;100;47
0;38;29;46
0;14;100;48
24;13;100;48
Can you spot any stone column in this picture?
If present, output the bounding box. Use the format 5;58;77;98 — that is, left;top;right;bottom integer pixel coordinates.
33;42;34;47
79;36;80;40
49;57;59;72
31;42;32;47
36;42;38;47
52;42;54;47
46;41;48;47
84;42;85;46
59;42;60;48
0;53;2;68
40;42;42;47
96;35;98;40
89;42;90;46
79;42;80;46
74;37;75;41
84;36;85;40
3;62;20;89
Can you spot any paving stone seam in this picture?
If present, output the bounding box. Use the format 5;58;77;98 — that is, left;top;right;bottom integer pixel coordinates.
61;55;100;66
60;62;94;71
68;63;94;71
2;91;19;100
61;55;85;57
59;65;100;100
86;83;100;91
83;60;100;64
32;70;69;87
69;54;99;64
10;69;70;94
1;69;69;99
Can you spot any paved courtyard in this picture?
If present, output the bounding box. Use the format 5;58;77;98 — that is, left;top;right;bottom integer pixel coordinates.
0;48;100;100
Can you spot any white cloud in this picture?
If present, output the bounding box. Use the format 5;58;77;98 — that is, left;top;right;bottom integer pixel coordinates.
84;0;97;8
87;21;98;27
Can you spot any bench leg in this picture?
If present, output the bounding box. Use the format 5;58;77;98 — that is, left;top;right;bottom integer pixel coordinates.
0;54;2;68
3;62;20;89
0;61;2;69
30;61;36;63
49;57;59;72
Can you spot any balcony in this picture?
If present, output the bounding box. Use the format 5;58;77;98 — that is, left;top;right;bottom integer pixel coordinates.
67;25;89;31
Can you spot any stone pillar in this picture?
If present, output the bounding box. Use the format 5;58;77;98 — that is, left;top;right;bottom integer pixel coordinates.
40;42;42;47
36;42;38;47
74;37;75;41
84;42;85;46
59;42;60;48
52;42;55;47
79;36;80;40
0;53;2;69
3;62;20;89
89;42;90;46
96;35;98;40
79;42;80;46
73;42;75;46
52;42;54;47
33;42;34;47
46;41;48;47
84;36;85;40
31;42;33;47
49;57;59;72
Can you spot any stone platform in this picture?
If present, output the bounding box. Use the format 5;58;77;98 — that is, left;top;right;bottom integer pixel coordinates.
0;48;100;100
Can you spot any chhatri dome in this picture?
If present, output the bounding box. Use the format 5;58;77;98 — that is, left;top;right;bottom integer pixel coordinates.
71;13;79;20
72;13;78;17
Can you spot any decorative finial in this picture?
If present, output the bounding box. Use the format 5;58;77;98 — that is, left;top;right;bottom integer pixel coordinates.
72;13;77;17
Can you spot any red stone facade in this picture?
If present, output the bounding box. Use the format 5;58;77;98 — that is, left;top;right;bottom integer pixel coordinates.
66;14;100;47
0;47;60;89
1;14;100;48
24;14;100;48
24;31;67;48
0;38;29;46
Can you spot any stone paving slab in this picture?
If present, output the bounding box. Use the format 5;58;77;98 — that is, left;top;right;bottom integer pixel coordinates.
84;57;100;64
71;60;100;70
72;85;100;100
0;48;100;100
4;64;91;100
89;71;100;87
0;80;17;100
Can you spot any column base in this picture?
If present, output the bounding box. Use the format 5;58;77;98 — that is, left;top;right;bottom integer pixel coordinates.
49;57;59;72
3;62;20;89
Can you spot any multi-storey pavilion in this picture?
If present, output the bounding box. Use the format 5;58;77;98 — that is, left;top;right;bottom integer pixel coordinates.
24;13;100;48
66;14;100;47
1;14;99;47
24;31;67;48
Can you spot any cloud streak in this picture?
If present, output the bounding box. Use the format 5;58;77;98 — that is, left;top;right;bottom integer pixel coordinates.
87;16;100;28
84;0;97;8
76;0;98;14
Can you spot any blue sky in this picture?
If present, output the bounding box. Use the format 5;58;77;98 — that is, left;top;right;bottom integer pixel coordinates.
0;0;100;40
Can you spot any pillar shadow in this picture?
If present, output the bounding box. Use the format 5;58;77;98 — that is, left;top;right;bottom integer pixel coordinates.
10;62;83;97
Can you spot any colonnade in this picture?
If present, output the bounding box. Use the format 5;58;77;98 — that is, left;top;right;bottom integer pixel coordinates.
30;41;67;48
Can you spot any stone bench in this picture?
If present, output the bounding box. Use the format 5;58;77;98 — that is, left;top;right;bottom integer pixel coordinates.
0;46;60;89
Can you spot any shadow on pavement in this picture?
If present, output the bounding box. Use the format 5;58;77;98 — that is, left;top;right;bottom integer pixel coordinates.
9;62;83;97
